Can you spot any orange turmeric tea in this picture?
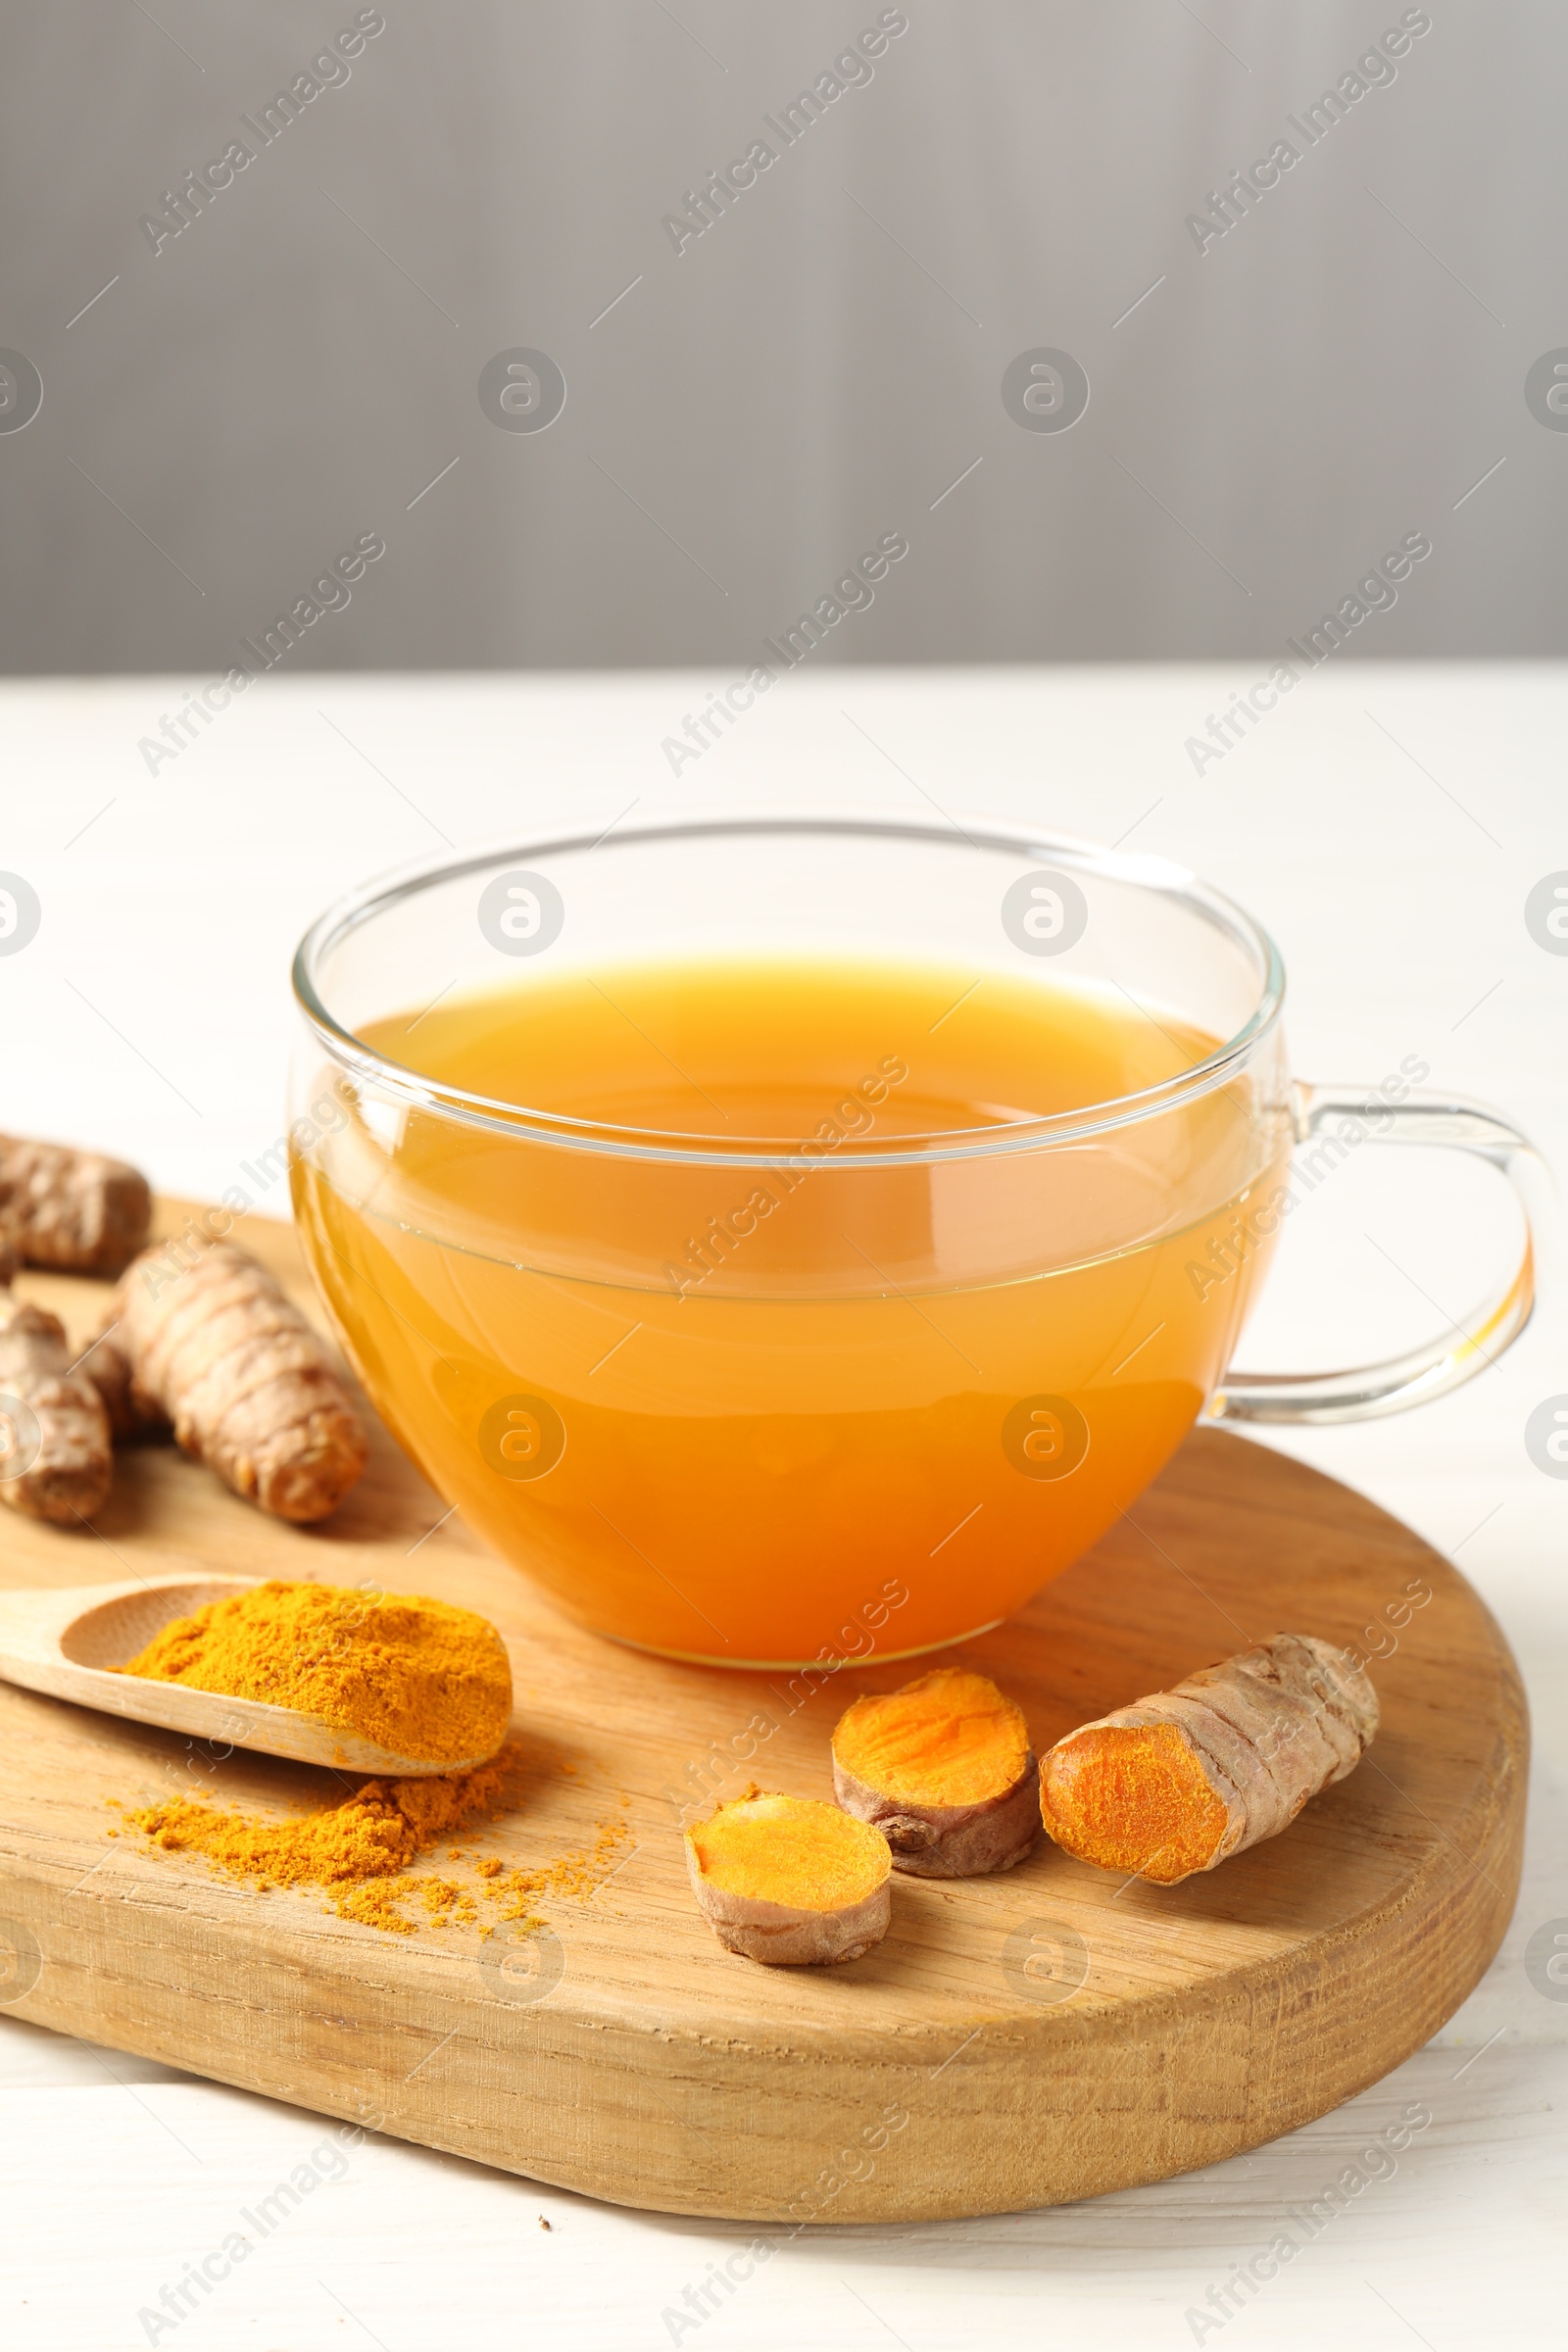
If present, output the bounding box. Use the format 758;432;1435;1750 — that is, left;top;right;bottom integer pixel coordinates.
293;956;1290;1665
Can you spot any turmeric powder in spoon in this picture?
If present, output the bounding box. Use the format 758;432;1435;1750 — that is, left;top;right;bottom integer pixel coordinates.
119;1579;512;1767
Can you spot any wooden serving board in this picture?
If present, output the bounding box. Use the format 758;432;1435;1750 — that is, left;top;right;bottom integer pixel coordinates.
0;1205;1525;2222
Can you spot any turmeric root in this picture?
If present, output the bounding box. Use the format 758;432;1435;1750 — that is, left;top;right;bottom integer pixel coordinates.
77;1327;170;1443
0;1228;19;1287
0;1293;114;1524
832;1668;1040;1877
684;1786;892;1965
112;1239;368;1523
0;1134;151;1276
1039;1634;1379;1885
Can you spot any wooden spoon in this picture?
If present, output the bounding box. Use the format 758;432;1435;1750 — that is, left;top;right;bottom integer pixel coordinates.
0;1576;501;1776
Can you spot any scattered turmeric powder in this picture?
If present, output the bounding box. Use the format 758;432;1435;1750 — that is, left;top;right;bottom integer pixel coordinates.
118;1579;512;1767
684;1785;892;1966
336;1877;418;1935
420;1877;479;1926
1039;1633;1379;1885
490;1809;632;1926
117;1747;523;1928
832;1667;1040;1877
111;1238;367;1522
115;1746;631;1937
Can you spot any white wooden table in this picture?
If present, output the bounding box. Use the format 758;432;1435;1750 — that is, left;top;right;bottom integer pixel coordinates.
1;664;1564;2349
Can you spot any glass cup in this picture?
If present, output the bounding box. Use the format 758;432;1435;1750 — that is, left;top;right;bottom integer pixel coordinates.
289;815;1547;1668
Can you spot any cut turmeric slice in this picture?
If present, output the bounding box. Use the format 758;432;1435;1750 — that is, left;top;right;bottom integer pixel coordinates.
832;1668;1040;1877
1039;1633;1379;1885
684;1786;892;1966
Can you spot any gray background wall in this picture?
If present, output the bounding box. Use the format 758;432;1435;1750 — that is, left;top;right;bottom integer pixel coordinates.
1;0;1561;672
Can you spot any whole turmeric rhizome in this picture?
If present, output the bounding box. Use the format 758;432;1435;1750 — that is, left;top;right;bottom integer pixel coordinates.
0;1152;368;1529
103;1239;367;1523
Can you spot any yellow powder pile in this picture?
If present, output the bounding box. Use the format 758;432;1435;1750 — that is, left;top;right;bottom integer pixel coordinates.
117;1749;518;1928
118;1579;512;1765
114;1747;631;1937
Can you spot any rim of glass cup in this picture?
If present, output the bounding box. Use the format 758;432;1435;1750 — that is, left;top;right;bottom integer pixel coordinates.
291;812;1287;1168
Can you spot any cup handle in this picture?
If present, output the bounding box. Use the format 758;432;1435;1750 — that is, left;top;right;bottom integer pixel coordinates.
1208;1080;1555;1426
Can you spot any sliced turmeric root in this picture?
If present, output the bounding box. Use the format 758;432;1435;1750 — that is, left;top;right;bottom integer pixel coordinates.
1039;1633;1379;1885
684;1786;892;1965
832;1667;1040;1877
